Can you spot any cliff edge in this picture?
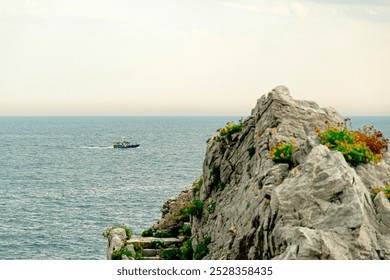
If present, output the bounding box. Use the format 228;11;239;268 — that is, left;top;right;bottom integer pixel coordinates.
107;86;390;260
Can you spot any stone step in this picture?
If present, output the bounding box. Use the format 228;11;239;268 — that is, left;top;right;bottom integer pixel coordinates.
123;236;184;260
142;249;160;257
127;237;182;249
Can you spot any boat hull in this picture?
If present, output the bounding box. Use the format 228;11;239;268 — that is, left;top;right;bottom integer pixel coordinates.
113;143;140;149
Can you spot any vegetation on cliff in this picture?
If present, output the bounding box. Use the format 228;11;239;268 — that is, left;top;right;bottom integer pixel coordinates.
316;118;388;166
270;141;297;165
215;119;244;144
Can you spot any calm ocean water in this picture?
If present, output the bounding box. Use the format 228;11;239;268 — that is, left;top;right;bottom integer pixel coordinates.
0;116;239;260
0;116;389;260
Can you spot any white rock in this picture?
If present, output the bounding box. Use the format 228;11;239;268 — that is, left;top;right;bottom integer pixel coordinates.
187;86;390;259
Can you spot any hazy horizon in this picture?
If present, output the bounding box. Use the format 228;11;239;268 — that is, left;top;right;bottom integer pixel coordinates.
1;114;390;118
1;0;389;116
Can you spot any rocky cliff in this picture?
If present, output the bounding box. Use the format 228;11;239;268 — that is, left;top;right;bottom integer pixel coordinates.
107;86;390;260
190;86;390;259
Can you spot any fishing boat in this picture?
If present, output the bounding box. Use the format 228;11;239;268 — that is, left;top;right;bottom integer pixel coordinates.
113;135;140;149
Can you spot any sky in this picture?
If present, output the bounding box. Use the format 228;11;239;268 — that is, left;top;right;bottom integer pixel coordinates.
0;0;389;116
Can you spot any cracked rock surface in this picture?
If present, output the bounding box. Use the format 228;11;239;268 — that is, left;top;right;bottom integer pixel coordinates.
187;86;390;259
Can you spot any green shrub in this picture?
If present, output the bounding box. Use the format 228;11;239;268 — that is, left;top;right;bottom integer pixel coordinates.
330;140;375;166
111;245;133;260
215;119;244;144
316;119;386;166
141;227;155;237
207;202;217;214
318;124;355;148
112;242;144;260
194;237;212;260
270;141;297;164
179;225;191;237
217;182;225;191
187;199;204;216
197;177;203;187
130;242;144;260
150;240;167;249
180;238;194;260
180;199;204;218
160;248;180;260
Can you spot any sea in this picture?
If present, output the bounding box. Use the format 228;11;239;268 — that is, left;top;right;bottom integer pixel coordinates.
0;116;389;260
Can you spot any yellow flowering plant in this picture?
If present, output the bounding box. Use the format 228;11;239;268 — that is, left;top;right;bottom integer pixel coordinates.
316;118;388;166
270;141;297;164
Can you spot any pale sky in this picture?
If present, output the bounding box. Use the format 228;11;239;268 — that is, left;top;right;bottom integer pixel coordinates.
1;0;389;116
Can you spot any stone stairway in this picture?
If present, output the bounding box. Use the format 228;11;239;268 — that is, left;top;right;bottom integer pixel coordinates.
127;237;183;260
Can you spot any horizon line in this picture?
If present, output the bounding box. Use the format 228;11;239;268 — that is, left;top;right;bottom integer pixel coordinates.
0;114;390;118
0;115;246;118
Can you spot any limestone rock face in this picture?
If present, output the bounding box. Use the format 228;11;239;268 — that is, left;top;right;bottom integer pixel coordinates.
106;228;126;260
190;86;390;259
153;188;192;235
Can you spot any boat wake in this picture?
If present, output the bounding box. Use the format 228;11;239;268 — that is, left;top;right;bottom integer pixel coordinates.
80;146;114;149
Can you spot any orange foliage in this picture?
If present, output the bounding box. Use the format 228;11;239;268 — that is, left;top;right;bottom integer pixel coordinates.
354;126;389;156
316;118;389;165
